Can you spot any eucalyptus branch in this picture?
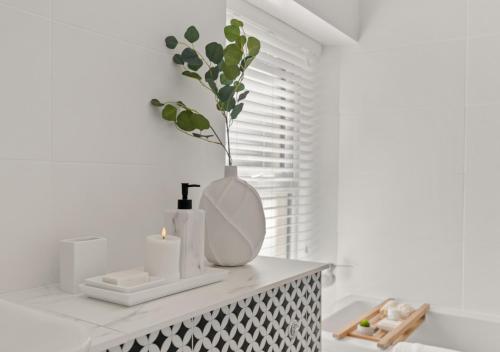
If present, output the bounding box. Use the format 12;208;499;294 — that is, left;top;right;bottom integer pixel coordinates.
175;125;219;144
154;20;260;167
166;100;231;161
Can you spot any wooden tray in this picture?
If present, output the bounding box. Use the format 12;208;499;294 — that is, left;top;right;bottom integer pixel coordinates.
333;299;430;349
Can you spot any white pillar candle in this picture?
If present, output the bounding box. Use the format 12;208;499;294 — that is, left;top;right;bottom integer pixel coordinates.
145;228;180;282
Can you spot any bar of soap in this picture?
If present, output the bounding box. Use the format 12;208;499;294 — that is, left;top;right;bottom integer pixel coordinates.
102;270;149;287
376;318;402;331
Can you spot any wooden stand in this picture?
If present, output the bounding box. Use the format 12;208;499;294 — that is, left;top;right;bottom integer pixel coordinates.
333;299;430;349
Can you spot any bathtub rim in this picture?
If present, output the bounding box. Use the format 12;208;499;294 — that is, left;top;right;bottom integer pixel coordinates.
323;294;500;330
322;294;500;351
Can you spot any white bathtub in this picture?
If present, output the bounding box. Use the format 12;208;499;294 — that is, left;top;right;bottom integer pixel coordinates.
322;296;500;352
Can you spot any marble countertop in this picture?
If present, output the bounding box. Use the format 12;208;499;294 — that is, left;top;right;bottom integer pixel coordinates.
0;256;327;352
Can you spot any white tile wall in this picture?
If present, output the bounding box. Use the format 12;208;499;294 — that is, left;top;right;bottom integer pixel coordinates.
358;0;466;50
0;5;51;160
464;104;500;313
0;161;53;289
340;40;465;113
0;1;226;291
52;23;174;165
52;0;224;53
463;0;500;316
467;35;500;106
338;0;500;314
468;0;500;37
337;107;464;306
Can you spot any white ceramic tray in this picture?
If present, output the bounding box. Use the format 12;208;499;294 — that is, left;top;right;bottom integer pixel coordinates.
85;274;167;293
80;267;228;306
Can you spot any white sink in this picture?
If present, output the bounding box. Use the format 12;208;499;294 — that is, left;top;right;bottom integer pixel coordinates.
0;299;90;352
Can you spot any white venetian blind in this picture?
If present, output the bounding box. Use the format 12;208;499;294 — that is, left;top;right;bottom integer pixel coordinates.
227;3;321;260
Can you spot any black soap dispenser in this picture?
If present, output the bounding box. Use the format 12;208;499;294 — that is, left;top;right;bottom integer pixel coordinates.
178;183;200;209
164;182;206;279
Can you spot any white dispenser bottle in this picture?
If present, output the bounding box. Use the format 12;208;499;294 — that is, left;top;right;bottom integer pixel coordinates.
165;183;205;278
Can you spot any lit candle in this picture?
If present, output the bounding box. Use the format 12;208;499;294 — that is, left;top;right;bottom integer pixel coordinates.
145;227;180;282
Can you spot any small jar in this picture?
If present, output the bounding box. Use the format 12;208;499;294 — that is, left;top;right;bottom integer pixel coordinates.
356;324;374;336
387;307;401;321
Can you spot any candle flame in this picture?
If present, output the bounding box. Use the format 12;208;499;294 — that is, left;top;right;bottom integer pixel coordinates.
161;227;167;239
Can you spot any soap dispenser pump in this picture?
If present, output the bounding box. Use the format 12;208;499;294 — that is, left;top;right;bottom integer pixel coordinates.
178;183;200;209
165;183;206;279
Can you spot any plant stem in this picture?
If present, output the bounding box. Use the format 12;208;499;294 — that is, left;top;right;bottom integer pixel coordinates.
225;118;232;165
210;125;231;163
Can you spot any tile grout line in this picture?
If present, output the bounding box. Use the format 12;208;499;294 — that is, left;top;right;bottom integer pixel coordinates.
49;0;56;246
0;157;164;168
0;1;49;20
49;0;53;164
51;18;169;58
461;0;471;311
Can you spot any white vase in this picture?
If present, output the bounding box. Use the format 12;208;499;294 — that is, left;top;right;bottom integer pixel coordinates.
199;165;266;266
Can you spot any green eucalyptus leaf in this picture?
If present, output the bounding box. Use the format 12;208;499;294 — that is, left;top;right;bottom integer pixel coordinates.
231;103;244;119
236;35;246;50
162;104;177;121
182;71;201;80
220;73;233;85
181;48;199;64
184;25;199;43
238;90;250;101
217;101;226;111
230;18;244;27
165;36;178;49
150;99;164;107
247;37;261;56
205;42;224;64
224;44;243;66
224;25;240;42
222;62;240;80
192;113;210;130
205;67;220;81
225;97;236;112
241;55;254;69
207;79;218;94
218;85;235;102
234;82;245;92
172;54;184;65
176;110;195;131
187;57;203;71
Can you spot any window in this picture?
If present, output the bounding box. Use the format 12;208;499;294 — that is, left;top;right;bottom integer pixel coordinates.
228;2;321;260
